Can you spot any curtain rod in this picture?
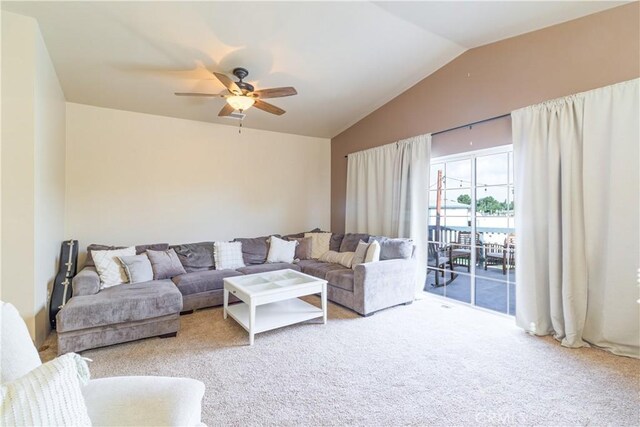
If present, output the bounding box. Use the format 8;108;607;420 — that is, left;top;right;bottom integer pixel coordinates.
344;112;511;158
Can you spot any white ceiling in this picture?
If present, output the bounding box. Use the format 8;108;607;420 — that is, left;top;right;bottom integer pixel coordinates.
2;1;626;138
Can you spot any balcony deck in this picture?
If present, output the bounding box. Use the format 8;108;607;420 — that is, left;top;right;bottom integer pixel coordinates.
424;265;516;315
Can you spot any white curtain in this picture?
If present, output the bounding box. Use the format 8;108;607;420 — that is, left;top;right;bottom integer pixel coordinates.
345;134;431;295
512;79;639;358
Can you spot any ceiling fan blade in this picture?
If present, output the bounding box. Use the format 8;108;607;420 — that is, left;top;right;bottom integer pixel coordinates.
175;92;226;97
254;99;285;115
252;87;297;99
218;103;235;117
213;72;242;95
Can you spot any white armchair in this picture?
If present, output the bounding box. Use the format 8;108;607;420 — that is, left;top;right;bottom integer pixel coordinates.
1;301;205;426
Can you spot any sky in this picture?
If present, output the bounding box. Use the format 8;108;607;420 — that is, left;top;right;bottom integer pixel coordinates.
430;150;513;207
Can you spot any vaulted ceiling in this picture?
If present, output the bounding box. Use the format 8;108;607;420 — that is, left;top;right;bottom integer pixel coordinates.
2;1;626;138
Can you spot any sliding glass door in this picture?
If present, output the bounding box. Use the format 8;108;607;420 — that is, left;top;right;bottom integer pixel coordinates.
426;146;516;315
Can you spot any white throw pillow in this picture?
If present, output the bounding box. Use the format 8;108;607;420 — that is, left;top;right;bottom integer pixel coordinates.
305;232;332;259
352;240;370;268
214;241;246;270
266;236;297;263
319;250;356;269
0;353;92;427
364;240;381;263
92;246;136;289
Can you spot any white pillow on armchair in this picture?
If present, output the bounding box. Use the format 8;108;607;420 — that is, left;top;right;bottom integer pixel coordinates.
1;353;92;426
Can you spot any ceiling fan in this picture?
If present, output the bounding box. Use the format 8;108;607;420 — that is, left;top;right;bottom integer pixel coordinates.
175;67;297;117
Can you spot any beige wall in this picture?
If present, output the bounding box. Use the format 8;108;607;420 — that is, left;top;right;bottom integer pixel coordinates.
33;23;67;344
65;103;331;264
1;12;37;338
1;12;66;345
330;3;640;232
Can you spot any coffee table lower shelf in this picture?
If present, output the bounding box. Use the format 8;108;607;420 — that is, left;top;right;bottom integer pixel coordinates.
226;298;323;336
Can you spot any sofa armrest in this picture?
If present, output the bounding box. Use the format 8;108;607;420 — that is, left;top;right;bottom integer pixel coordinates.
72;267;101;296
353;258;417;315
83;376;205;426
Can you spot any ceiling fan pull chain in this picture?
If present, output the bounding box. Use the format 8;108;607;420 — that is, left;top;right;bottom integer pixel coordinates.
239;116;243;134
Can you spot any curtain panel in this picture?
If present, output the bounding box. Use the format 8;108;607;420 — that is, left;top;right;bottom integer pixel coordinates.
345;134;431;295
512;79;639;358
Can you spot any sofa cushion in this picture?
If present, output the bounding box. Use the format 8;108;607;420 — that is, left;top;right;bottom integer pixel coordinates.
339;233;370;252
146;249;187;280
56;280;182;333
236;263;301;275
85;243;169;267
172;269;243;296
326;269;355;292
287;237;313;260
234;236;280;265
118;254;153;284
283;228;324;239
368;236;413;260
296;259;322;270
299;260;347;280
170;242;215;272
330;234;344;252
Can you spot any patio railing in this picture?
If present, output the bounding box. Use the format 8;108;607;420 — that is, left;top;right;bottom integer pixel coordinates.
427;225;516;272
428;225;515;246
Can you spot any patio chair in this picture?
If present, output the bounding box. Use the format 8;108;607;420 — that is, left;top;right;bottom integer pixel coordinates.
484;233;515;275
450;231;482;272
427;242;457;288
505;233;516;272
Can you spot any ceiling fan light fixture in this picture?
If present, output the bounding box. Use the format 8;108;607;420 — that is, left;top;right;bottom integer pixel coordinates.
226;95;255;111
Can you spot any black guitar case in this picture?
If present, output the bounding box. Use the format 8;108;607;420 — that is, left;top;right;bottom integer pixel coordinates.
49;240;79;329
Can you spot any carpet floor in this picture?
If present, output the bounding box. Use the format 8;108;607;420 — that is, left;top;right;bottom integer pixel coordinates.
41;296;639;426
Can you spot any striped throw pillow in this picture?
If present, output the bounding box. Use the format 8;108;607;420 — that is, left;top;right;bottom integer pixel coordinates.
319;250;356;269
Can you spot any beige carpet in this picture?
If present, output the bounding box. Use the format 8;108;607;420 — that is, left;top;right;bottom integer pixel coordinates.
41;297;639;426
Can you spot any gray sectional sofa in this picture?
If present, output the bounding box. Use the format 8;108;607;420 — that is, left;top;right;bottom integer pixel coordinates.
56;231;417;354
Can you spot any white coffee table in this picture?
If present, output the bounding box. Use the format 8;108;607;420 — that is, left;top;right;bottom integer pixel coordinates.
223;269;327;345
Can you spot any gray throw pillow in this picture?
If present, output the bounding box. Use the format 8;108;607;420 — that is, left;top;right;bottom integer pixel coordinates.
352;240;370;267
146;249;187;280
233;236;278;265
289;237;313;260
170;242;215;272
330;234;344;252
368;236;413;260
282;228;325;240
118;254;153;284
340;233;370;252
